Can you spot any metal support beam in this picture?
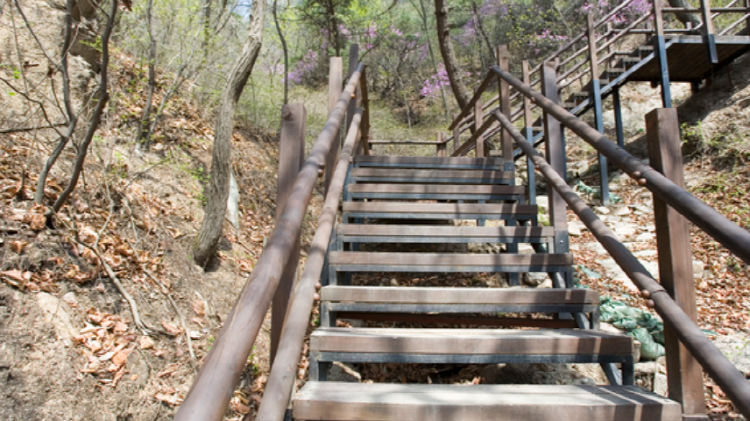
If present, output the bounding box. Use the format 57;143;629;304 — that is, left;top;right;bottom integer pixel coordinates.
699;0;718;64
588;14;609;206
653;0;673;108
646;109;707;420
522;61;536;205
613;87;625;148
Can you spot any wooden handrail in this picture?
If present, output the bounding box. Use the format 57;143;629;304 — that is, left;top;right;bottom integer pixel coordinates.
492;85;750;417
255;108;364;421
173;63;365;421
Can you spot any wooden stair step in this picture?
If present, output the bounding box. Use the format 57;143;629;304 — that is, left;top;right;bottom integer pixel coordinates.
309;327;634;356
321;286;598;305
342;202;538;223
350;168;514;184
293;382;681;421
354;155;506;170
346;184;525;201
336;224;554;244
328;251;573;274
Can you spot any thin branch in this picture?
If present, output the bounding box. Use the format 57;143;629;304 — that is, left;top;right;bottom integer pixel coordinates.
0;122;67;134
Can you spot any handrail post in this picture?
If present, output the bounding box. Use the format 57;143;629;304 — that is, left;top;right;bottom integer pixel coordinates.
271;103;306;363
453;114;460;153
436;132;446;157
588;14;610;206
613;87;625;148
325;57;343;195
497;45;513;173
653;0;673;108
541;62;570;285
360;66;370;155
646;109;707;420
474;94;485;157
347;44;360;135
699;0;719;63
522;60;536;206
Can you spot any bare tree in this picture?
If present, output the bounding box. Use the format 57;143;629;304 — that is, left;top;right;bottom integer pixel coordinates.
193;0;267;267
272;0;288;105
434;0;470;111
49;0;119;215
137;0;156;146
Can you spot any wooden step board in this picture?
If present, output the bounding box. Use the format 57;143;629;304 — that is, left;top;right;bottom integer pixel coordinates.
354;155;506;170
349;168;514;184
335;224;555;245
320;286;600;328
346;184;525;201
308;328;634;381
293;383;681;421
342;202;538;223
328;252;572;282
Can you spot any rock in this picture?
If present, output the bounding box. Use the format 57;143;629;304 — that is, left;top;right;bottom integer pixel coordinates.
599;322;623;335
692;260;705;280
635;362;659;374
327;362;361;382
614;206;631;216
389;279;399;287
36;292;78;347
653;372;668;396
568;223;582;236
522;272;548;287
593;206;611;215
613;223;637;239
536;196;549;212
633;204;653;215
713;333;750;376
635;233;655;242
633;249;657;258
62;292;77;307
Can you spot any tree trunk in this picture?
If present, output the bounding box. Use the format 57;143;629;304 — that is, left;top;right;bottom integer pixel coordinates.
193;0;266;267
667;0;701;28
138;0;156;146
434;0;470;111
415;0;450;121
273;0;289;105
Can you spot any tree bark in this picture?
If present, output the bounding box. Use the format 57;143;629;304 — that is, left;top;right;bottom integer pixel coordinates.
193;0;266;267
434;0;470;111
273;0;289;105
138;0;156;146
667;0;701;28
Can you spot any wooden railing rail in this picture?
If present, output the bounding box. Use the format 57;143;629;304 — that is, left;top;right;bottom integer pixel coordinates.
173;63;365;421
490;65;750;418
255;107;364;421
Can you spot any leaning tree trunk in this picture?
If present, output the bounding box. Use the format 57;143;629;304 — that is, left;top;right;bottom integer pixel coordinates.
193;0;266;267
667;0;702;29
434;0;470;111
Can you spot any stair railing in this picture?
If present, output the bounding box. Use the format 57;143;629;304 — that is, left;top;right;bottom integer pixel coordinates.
173;61;366;421
487;63;750;418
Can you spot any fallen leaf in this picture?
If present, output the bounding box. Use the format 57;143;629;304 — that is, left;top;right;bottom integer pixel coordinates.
139;336;155;349
114;322;128;333
192;299;205;316
158;363;180;378
161;320;183;336
112;351;128;366
154;392;182;406
10;240;27;254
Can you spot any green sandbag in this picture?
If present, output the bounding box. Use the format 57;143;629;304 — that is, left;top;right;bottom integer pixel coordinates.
629;327;666;360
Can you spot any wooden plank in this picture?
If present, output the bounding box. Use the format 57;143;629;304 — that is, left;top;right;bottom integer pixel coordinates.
321;286;598;305
342;201;538;215
475;95;485;157
310;328;633;355
541;64;568;230
271;103;305;362
354;155;505;169
293;382;682;421
498;45;512;166
646;109;705;415
350;168;514;184
329;252;572;266
336;224;554;238
334;312;579;328
346;184;524;194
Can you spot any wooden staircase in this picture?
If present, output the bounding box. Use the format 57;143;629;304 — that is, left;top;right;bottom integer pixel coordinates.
291;155;681;421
